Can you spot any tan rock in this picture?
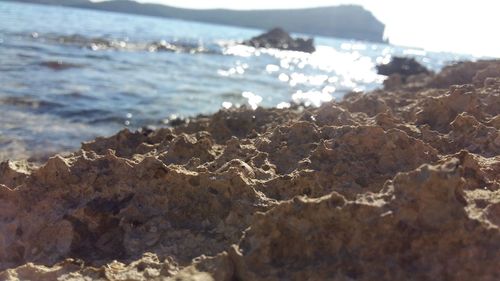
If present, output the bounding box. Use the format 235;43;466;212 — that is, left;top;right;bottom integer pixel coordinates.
1;60;500;280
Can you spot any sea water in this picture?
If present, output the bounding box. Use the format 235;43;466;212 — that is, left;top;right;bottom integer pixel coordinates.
0;1;474;161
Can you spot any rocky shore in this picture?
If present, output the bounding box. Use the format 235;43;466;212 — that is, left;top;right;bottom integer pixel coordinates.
1;60;500;280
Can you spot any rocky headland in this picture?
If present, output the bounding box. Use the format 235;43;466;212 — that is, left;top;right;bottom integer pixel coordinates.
3;0;386;43
1;60;500;280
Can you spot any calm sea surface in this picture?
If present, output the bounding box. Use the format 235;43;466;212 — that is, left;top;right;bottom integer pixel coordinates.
0;1;475;161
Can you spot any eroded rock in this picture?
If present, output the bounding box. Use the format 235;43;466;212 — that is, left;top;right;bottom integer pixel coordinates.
1;60;500;280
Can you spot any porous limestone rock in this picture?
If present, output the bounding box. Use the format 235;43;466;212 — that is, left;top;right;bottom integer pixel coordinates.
1;60;500;280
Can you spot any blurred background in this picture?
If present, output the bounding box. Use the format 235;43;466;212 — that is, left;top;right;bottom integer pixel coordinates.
0;0;498;161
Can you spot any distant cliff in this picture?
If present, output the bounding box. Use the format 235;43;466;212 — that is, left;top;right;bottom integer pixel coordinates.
3;0;386;42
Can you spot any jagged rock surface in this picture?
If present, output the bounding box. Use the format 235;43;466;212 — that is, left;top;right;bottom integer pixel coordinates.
1;60;500;280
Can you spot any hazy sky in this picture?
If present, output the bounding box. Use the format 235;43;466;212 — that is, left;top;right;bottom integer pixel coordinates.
105;0;500;57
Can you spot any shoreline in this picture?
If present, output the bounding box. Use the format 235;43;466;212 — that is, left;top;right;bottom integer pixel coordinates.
1;60;499;280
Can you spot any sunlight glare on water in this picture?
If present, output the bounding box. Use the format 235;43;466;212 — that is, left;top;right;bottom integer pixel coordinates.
0;1;475;160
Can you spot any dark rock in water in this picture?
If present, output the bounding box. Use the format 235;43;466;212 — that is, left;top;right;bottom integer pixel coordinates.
243;28;316;53
39;60;82;71
147;40;179;52
147;40;213;54
376;56;430;77
54;34;115;50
